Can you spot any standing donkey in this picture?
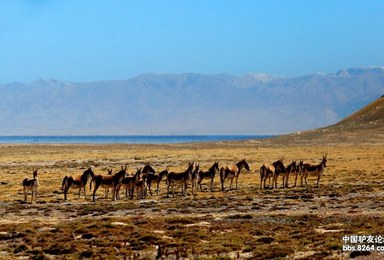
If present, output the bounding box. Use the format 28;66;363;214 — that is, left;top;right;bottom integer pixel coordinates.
23;169;39;202
90;166;127;201
197;161;219;192
61;167;95;200
220;159;250;191
260;159;285;189
166;162;194;197
301;155;328;187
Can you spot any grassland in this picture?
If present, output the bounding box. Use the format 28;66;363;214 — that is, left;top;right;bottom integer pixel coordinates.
0;141;383;259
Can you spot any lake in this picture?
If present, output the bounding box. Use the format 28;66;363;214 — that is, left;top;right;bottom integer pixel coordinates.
0;135;273;144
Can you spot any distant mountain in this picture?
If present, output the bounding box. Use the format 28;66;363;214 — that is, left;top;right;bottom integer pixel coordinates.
0;67;383;135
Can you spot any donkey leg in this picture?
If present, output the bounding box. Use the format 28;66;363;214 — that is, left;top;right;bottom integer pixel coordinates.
166;183;170;197
83;186;87;199
64;188;68;201
92;183;100;202
148;183;153;196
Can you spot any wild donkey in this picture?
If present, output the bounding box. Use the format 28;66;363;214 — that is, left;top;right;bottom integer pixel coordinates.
142;163;156;196
301;155;328;187
260;159;285;189
167;162;194;197
190;164;199;196
220;159;250;191
292;160;304;187
61;167;95;200
90;166;127;201
117;168;142;199
23;169;39;202
197;161;219;192
276;160;297;188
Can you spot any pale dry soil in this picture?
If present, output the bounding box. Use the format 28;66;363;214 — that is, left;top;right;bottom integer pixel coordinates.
0;142;383;259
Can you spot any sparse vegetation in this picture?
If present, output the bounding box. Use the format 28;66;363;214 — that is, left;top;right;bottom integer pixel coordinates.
0;141;383;259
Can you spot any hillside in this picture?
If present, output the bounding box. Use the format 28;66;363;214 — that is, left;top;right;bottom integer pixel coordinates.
266;95;384;146
0;67;383;135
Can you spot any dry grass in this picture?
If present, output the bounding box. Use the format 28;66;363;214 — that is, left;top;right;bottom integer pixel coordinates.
0;142;384;259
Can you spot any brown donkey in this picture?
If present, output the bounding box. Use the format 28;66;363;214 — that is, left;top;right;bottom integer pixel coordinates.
167;162;194;197
23;169;39;202
301;155;328;187
61;167;95;200
260;159;284;189
90;166;127;201
116;167;142;199
197;161;219;192
220;159;250;191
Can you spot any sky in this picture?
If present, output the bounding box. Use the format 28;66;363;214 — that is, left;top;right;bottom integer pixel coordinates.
1;0;384;83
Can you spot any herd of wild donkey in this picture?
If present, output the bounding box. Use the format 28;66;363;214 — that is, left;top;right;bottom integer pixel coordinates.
22;155;328;202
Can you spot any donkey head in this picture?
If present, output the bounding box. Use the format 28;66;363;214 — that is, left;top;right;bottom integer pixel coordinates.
322;154;328;167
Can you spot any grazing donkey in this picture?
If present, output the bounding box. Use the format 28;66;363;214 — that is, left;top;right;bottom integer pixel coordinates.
220;159;250;191
23;169;39;202
166;162;194;197
260;159;285;189
61;167;95;200
90;166;127;201
301;155;328;187
197;161;219;192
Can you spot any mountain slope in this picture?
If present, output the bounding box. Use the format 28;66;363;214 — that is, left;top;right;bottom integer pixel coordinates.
0;67;383;135
267;95;384;145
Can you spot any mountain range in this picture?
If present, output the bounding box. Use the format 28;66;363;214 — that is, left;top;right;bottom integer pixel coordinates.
0;67;383;135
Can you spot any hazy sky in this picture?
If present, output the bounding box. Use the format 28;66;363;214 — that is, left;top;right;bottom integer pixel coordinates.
1;0;383;83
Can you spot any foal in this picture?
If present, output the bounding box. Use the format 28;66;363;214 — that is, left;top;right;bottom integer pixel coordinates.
191;164;199;195
61;167;95;200
197;161;219;192
117;168;142;199
292;160;303;187
166;162;194;197
154;168;169;195
279;160;296;188
135;174;147;199
23;169;39;202
220;159;250;191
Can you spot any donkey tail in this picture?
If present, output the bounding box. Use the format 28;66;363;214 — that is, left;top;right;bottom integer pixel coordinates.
219;167;225;183
62;176;68;191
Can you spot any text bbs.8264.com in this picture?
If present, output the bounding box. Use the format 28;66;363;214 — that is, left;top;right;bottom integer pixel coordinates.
342;235;384;252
